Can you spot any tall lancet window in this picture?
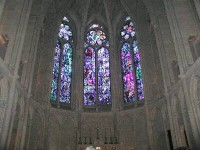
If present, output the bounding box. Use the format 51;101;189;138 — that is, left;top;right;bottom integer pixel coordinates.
50;17;73;106
120;16;144;103
84;24;111;106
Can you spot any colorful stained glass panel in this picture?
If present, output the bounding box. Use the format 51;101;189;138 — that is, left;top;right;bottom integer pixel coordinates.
84;47;96;105
133;40;144;100
121;43;135;102
59;43;73;103
121;18;135;40
50;16;73;104
58;17;72;41
98;47;111;104
87;29;107;46
50;41;61;101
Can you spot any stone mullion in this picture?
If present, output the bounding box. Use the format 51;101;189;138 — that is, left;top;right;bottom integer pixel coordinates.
19;19;43;149
95;46;99;106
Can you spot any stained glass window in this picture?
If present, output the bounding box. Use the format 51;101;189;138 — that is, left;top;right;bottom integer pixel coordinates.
50;17;73;105
121;16;144;103
84;24;111;106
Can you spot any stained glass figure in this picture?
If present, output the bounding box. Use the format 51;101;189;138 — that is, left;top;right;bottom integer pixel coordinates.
133;40;144;100
121;16;144;103
98;47;111;104
50;17;73;104
84;47;96;105
60;43;73;103
50;41;61;101
84;24;111;106
121;43;135;102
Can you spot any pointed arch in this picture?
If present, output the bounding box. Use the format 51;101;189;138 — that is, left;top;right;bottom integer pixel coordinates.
50;17;73;106
120;16;144;103
84;24;111;106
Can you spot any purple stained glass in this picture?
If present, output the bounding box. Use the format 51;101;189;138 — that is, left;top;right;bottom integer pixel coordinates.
133;40;144;100
98;47;111;104
59;43;73;103
58;17;72;40
121;43;135;102
50;41;61;101
84;86;96;105
121;16;144;102
84;47;96;105
84;25;111;106
87;28;107;46
121;19;135;40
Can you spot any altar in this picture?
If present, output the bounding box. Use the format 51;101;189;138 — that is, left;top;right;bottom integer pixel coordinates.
77;128;119;150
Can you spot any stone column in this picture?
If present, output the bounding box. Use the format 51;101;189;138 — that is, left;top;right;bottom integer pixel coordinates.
0;0;33;148
181;76;200;149
20;19;43;149
163;0;199;72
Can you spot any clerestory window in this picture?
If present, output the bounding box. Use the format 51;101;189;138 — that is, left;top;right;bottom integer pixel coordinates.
120;16;144;103
50;17;73;106
83;24;111;106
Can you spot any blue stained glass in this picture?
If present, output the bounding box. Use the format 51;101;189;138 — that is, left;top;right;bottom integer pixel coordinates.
58;17;72;40
50;17;73;104
59;43;73;103
84;25;111;106
84;47;96;105
121;43;135;102
98;47;111;104
50;41;61;101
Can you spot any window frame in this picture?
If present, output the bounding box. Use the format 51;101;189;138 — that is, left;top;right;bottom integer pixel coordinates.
83;24;112;110
119;16;145;108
